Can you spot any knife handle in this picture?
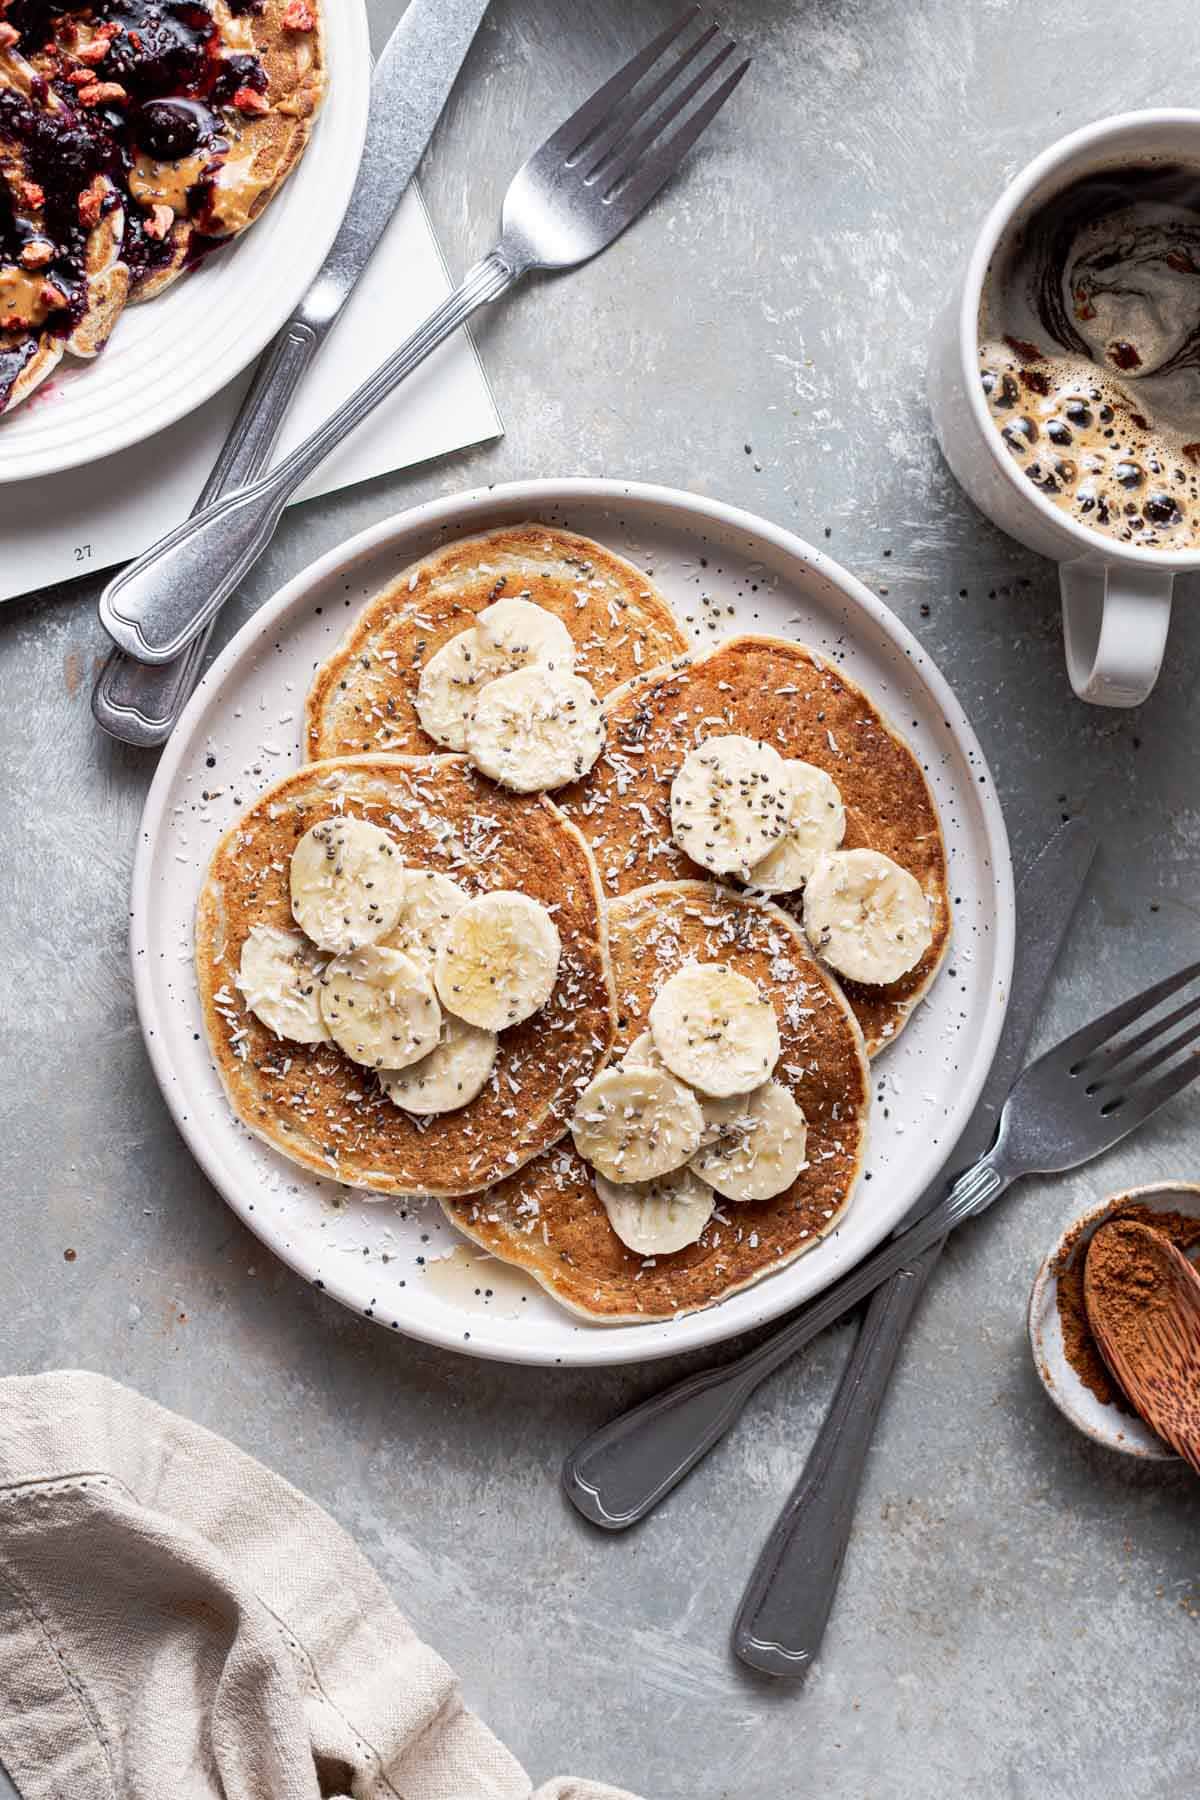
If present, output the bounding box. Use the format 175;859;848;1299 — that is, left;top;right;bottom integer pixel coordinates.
732;1241;942;1679
91;318;322;747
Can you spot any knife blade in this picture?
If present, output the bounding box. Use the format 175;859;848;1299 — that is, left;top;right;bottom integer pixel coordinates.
297;0;492;330
731;814;1098;1675
562;816;1099;1533
93;0;491;745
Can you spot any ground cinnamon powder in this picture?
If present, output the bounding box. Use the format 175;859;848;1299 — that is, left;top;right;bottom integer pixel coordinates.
1052;1202;1200;1411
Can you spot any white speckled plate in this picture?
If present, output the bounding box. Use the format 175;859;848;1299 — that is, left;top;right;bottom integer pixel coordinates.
131;479;1014;1366
0;1;369;483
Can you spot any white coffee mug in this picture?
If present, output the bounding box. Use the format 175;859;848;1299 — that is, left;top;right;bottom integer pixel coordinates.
928;110;1200;708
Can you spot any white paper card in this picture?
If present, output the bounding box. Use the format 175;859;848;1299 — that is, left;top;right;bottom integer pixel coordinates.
0;185;501;604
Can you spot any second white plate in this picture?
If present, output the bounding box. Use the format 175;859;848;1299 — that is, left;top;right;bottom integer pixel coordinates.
0;1;370;483
131;479;1014;1366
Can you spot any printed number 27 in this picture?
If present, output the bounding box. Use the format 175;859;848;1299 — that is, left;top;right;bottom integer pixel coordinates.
74;544;92;563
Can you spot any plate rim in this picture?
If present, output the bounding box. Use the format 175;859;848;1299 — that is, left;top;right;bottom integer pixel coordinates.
0;0;371;484
130;476;1016;1366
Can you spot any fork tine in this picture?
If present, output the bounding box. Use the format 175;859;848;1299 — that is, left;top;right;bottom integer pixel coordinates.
1082;984;1200;1083
593;38;738;192
576;22;724;177
538;7;703;165
1059;956;1200;1070
1104;1040;1200;1130
1093;1013;1200;1101
602;52;750;218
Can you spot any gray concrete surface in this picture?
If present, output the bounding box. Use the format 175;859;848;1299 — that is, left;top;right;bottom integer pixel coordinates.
2;1;1199;1794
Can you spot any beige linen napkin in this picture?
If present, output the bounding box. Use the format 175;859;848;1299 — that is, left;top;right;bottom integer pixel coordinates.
0;1371;642;1800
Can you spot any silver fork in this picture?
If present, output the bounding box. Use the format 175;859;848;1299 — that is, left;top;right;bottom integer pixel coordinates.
99;9;750;670
562;958;1200;1594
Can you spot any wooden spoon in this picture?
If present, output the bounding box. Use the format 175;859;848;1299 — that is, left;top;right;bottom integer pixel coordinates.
1084;1219;1200;1473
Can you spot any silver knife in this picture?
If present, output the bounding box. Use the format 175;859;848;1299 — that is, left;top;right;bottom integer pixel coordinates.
92;0;491;747
561;817;1099;1537
731;814;1097;1676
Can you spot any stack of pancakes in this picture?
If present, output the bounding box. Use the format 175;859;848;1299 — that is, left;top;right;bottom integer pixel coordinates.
0;0;323;413
197;524;951;1323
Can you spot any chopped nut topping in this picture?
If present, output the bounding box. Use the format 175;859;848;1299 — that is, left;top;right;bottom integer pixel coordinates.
143;203;174;241
75;35;114;65
275;85;317;119
19;239;53;270
77;79;128;106
77;174;107;227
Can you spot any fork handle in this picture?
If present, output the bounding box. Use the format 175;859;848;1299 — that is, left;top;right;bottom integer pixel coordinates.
732;1241;942;1679
562;1152;1010;1530
99;248;521;666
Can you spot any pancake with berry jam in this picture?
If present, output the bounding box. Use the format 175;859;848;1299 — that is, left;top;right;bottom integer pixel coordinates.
0;0;324;414
196;754;616;1199
556;634;951;1056
441;881;870;1324
304;523;690;760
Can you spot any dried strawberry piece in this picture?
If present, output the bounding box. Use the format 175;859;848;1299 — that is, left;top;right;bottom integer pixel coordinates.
0;20;19;48
281;0;315;29
20;181;45;211
232;84;269;115
39;282;68;311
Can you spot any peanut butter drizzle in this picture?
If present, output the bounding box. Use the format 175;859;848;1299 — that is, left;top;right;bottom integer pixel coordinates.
0;265;56;327
128;150;210;215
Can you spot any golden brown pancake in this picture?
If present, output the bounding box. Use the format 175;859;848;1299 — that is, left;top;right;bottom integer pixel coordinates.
196;755;615;1198
304;523;691;761
441;880;871;1323
558;635;951;1054
128;0;326;305
0;0;324;412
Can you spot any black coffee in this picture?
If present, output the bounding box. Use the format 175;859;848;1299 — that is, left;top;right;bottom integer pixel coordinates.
978;162;1200;551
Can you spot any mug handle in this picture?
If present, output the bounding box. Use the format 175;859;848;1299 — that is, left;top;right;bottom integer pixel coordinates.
1059;562;1174;707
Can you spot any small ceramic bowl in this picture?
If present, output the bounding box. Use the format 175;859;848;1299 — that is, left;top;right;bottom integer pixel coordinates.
1028;1181;1200;1460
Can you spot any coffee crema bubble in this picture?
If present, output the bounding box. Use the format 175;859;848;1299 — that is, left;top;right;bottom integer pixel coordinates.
978;163;1200;552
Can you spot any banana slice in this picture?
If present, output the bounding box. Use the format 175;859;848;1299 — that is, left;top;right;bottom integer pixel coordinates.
649;962;781;1098
434;890;561;1030
476;596;575;672
571;1067;704;1183
319;945;442;1070
236;924;330;1044
803;848;933;985
379;1013;497;1115
622;1031;748;1147
379;869;468;971
595;1166;715;1256
415;601;575;751
669;735;791;877
691;1080;808;1202
748;761;846;893
414;630;493;751
290;817;405;954
466;666;605;792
